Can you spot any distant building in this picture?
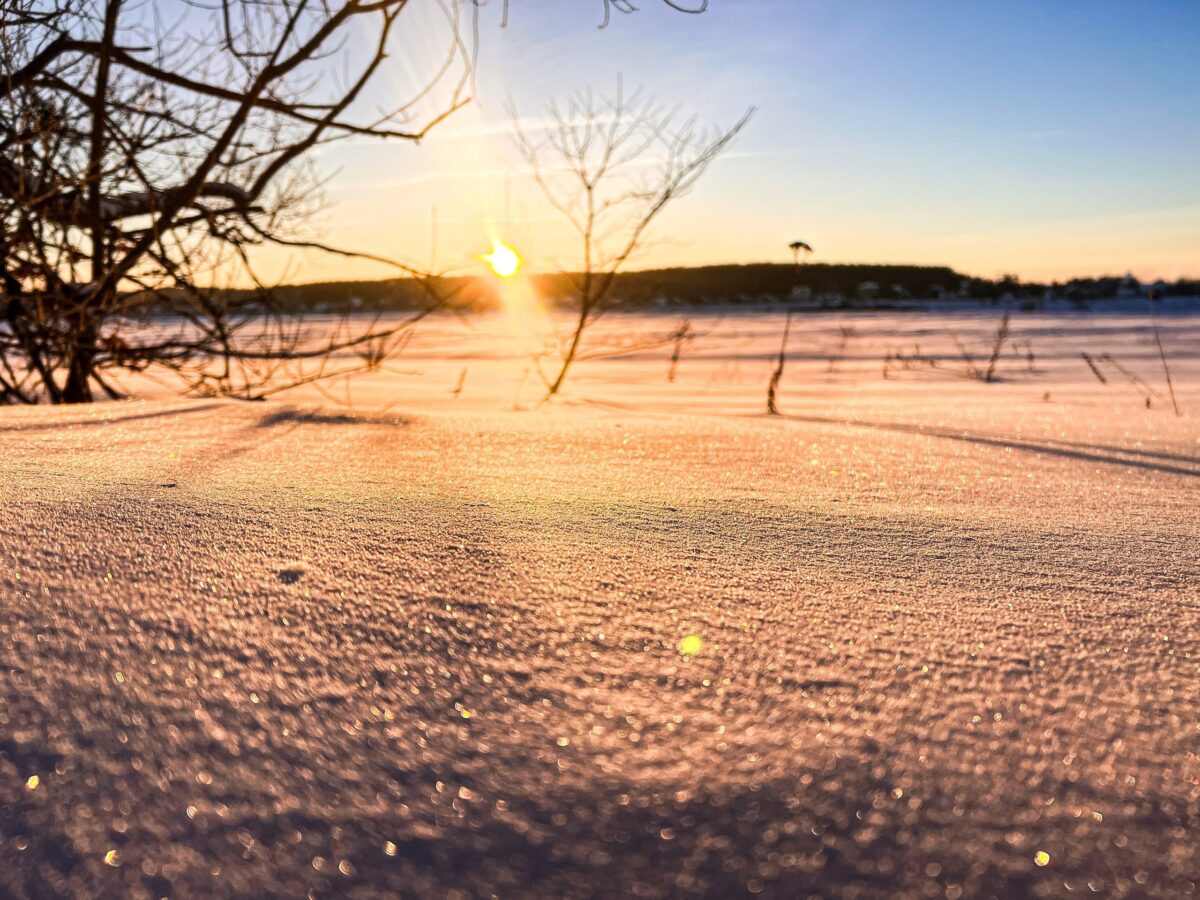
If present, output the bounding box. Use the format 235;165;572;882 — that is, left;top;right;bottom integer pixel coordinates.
857;281;879;301
1116;273;1140;300
790;285;813;302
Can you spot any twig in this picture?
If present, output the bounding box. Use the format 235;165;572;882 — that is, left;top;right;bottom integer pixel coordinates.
1148;294;1181;416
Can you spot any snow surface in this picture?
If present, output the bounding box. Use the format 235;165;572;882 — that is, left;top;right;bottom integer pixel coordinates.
2;309;1198;898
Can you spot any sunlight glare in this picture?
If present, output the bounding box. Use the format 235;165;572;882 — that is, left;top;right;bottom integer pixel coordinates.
483;239;522;278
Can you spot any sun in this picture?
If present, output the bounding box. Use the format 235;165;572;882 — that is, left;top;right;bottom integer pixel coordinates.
483;239;522;278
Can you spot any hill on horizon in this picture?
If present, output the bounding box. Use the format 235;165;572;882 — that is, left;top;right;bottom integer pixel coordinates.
232;263;968;313
203;263;1198;314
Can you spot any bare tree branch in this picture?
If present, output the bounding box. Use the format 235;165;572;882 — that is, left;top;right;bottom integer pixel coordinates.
1;1;713;404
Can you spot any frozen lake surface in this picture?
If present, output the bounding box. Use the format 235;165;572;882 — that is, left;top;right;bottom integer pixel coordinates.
2;308;1198;897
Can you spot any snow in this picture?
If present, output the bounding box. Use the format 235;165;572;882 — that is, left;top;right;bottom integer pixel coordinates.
2;308;1198;897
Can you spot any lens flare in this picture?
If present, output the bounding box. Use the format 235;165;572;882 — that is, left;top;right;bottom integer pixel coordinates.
680;634;704;656
483;239;521;278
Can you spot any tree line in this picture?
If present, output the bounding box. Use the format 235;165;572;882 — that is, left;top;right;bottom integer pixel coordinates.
192;265;1200;315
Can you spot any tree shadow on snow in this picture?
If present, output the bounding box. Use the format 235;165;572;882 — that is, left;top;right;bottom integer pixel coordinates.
778;414;1200;479
0;401;225;432
255;407;412;429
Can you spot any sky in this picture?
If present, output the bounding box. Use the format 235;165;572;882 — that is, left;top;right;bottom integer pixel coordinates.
266;0;1200;284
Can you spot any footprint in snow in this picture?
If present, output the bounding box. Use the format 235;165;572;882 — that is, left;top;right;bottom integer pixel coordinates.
277;567;305;585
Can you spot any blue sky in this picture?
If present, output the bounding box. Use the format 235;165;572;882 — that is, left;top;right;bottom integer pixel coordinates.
294;0;1200;282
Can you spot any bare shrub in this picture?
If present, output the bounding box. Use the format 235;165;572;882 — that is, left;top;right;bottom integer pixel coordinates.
511;82;752;397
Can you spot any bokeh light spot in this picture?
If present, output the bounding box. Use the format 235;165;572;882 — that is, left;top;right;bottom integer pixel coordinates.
680;634;704;656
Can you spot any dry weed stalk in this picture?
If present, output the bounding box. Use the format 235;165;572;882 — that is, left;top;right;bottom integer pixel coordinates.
667;320;695;383
883;344;939;380
827;323;856;374
1147;293;1181;416
1091;353;1162;408
1081;352;1108;385
766;308;794;415
982;313;1011;383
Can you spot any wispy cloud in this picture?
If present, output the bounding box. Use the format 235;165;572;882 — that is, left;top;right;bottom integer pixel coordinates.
425;115;558;142
346;168;522;190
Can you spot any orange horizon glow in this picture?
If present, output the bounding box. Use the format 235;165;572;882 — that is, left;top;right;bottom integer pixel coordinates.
194;1;1198;292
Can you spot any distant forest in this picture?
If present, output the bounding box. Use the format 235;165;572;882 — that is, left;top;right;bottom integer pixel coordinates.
208;264;1200;314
